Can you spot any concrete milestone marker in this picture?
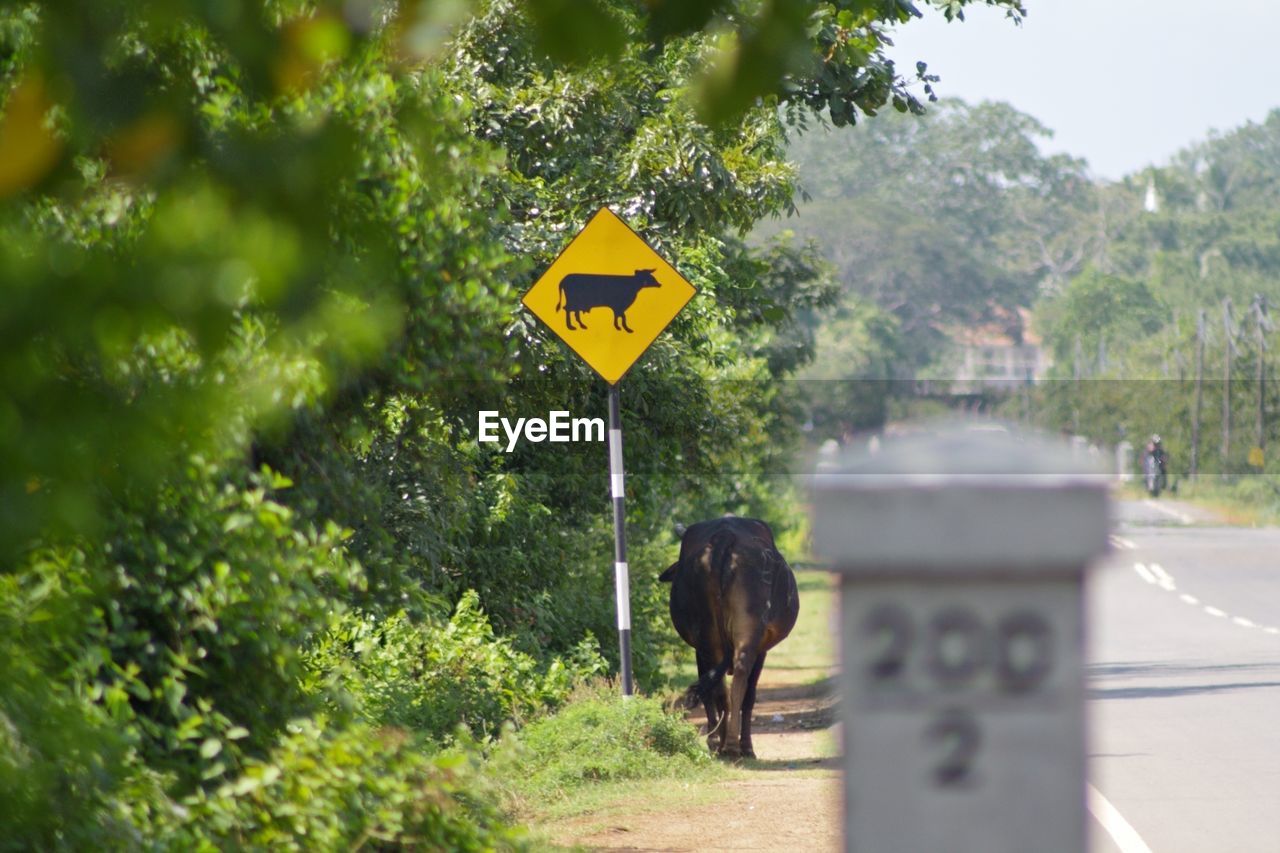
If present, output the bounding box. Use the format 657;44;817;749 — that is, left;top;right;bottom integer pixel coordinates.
811;424;1110;853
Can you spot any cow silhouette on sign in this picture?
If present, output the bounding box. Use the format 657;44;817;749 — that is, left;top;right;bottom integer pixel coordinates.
556;269;661;333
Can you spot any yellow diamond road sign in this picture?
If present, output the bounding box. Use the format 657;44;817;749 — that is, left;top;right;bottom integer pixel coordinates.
522;207;697;384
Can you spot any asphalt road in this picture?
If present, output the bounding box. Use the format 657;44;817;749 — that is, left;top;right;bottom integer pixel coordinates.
1087;498;1280;853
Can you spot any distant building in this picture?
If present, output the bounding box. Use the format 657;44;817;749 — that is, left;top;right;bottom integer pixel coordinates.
952;307;1050;389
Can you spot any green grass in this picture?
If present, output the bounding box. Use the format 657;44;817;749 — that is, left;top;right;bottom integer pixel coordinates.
491;683;726;826
1168;477;1280;526
765;570;837;685
1120;477;1280;526
513;775;736;851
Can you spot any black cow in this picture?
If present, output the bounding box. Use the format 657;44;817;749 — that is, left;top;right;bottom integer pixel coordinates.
658;517;799;759
556;269;661;332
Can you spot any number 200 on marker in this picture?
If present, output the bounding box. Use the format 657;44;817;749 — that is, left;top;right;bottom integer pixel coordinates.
861;603;1055;696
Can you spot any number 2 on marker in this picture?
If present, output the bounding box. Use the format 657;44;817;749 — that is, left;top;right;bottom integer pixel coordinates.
927;707;981;788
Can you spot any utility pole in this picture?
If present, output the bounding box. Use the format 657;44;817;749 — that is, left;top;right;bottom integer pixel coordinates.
1071;335;1083;438
1222;298;1234;465
1191;311;1205;480
1169;309;1184;381
1255;295;1268;455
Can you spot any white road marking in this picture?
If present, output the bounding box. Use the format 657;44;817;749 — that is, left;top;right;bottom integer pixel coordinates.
1110;534;1137;550
1129;553;1278;640
1148;563;1177;590
1142;499;1194;524
1087;783;1153;853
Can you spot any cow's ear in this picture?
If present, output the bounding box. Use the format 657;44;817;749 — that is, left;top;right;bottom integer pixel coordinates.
658;562;679;582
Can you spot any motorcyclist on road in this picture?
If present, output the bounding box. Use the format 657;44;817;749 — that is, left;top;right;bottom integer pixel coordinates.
1143;434;1169;496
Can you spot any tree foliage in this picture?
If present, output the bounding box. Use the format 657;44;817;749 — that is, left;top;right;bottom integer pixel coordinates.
769;98;1098;375
1018;110;1280;483
1035;268;1166;373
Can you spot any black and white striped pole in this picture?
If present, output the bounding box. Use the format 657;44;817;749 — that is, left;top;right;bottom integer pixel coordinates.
607;384;634;697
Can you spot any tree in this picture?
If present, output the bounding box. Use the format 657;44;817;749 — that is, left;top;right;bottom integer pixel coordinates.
1036;267;1166;375
770;98;1098;372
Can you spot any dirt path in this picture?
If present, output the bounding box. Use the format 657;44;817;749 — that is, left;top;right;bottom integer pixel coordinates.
552;668;843;851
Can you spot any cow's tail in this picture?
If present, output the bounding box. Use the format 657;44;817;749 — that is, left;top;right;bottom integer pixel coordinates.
709;530;737;597
681;680;703;710
555;280;564;312
683;652;733;710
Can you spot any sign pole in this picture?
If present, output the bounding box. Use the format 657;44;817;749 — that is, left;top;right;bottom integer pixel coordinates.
608;383;634;697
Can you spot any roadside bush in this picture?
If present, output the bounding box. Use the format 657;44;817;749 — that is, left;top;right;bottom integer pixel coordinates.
504;527;681;692
92;462;364;787
1225;476;1280;508
0;461;366;807
493;686;713;810
122;719;524;851
0;617;137;849
305;591;608;741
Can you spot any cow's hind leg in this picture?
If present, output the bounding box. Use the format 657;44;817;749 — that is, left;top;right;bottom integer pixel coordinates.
692;648;726;753
710;665;729;751
720;634;764;759
573;310;587;329
739;651;766;759
564;309;577;330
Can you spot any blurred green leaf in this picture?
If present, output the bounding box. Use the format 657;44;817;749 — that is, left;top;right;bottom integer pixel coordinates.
524;0;628;64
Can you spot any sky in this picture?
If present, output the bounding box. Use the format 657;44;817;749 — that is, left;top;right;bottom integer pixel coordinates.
886;0;1280;181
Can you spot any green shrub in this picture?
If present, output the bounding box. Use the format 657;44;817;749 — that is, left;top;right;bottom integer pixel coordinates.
305;591;608;741
494;686;712;808
1;553;183;850
509;529;683;694
90;462;365;787
0;461;367;806
1226;476;1280;508
123;719;524;851
0;635;137;850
